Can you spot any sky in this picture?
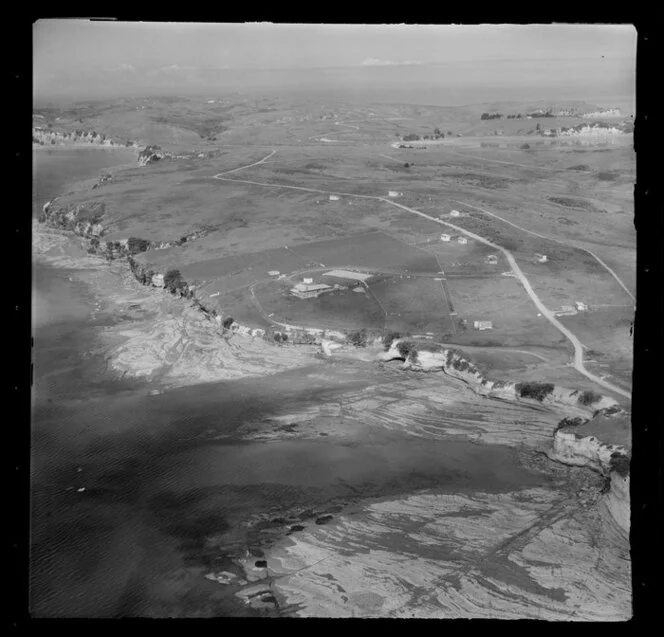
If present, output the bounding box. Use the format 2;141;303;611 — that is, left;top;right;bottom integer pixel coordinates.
33;21;637;105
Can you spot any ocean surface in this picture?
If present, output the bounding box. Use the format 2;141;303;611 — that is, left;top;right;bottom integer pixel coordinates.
30;148;550;618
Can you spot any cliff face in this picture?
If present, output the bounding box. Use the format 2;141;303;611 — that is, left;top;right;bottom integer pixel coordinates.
32;127;129;148
380;339;618;413
549;407;631;537
39;200;106;239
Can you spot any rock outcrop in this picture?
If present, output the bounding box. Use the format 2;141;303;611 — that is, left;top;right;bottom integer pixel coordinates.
39;199;106;239
379;339;618;414
32;127;127;148
548;406;631;536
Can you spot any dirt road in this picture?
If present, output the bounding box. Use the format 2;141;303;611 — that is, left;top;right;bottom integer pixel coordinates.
212;153;631;400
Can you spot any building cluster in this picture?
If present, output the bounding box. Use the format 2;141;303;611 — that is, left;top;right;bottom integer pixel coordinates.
289;270;373;300
473;320;493;331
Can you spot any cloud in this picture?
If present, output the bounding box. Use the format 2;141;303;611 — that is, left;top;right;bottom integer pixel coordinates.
361;58;423;66
160;64;197;74
117;63;136;72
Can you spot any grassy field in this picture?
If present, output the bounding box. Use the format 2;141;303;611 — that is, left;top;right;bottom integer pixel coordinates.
285;231;440;273
40;95;634;388
443;276;570;350
369;275;454;334
254;280;385;331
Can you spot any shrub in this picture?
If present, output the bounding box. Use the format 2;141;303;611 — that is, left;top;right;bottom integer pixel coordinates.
609;452;630;477
516;382;555;401
554;416;588;433
396;340;415;358
222;316;234;329
348;329;368;347
127;237;150;254
383;331;401;350
578;390;603;406
164;269;184;293
520;143;531;149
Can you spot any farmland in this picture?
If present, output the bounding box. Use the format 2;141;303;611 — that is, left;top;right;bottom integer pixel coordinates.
42;94;634;392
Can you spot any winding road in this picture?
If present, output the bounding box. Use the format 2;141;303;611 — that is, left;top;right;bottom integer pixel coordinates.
453;199;636;304
212;151;631;400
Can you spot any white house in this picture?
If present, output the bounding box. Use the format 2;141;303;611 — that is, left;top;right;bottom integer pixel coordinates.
536;254;548;263
440;233;451;242
329;195;340;201
574;301;588;312
473;320;493;331
458;237;468;245
151;273;164;287
388;191;402;198
450;209;460;217
268;270;280;276
303;277;313;284
290;283;333;299
486;255;498;265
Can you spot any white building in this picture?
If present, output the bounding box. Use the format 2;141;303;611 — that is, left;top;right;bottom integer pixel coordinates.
458;237;468;245
302;277;313;284
473;320;493;331
486;255;498;265
268;270;280;276
151;273;164;287
388;191;402;198
440;233;451;242
536;254;548;263
574;301;588;312
290;283;333;299
450;210;460;217
329;195;340;201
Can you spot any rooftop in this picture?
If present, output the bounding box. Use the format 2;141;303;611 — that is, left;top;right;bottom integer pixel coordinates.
323;269;372;282
292;283;332;292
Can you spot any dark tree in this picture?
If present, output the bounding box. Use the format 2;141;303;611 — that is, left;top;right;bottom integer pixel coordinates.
222;316;234;329
127;237;150;254
382;331;401;350
164;269;183;293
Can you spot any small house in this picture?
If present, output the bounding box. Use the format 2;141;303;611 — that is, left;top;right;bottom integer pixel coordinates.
574;301;588;312
268;270;280;276
536;254;548;263
151;273;164;288
329;195;340;201
440;233;451;242
486;255;498;265
388;190;402;198
473;320;493;331
303;277;313;284
458;237;468;245
450;210;460;217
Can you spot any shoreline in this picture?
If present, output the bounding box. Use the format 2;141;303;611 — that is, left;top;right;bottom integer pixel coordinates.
32;139;632;619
